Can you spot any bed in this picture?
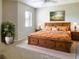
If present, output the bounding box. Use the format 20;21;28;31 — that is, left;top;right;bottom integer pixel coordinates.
28;22;73;53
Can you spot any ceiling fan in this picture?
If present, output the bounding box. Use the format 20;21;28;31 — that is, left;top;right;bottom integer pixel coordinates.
43;0;56;3
25;0;57;8
26;0;57;3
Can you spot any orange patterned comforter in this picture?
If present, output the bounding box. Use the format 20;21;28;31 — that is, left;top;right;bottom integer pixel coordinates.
30;30;72;42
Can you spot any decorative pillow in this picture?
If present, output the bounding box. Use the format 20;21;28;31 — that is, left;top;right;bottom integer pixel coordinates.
57;26;69;31
45;26;52;30
51;27;57;31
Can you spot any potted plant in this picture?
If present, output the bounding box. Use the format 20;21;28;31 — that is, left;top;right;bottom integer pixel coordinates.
1;22;15;44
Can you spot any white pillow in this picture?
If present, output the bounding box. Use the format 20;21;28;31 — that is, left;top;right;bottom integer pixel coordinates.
51;27;57;31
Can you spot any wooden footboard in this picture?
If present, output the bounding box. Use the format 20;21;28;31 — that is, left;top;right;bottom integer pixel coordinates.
28;36;72;53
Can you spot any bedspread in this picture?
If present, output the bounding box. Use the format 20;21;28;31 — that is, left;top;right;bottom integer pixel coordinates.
30;30;72;42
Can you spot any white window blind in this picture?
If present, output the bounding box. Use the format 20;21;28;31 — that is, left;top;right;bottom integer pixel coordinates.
25;11;32;27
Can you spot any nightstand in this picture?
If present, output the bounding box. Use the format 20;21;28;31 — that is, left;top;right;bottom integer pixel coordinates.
35;29;41;32
71;31;79;41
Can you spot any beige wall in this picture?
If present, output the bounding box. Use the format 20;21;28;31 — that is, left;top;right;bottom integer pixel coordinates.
2;0;36;40
0;0;2;32
36;3;79;31
18;2;36;40
2;0;18;40
0;0;2;44
2;0;18;24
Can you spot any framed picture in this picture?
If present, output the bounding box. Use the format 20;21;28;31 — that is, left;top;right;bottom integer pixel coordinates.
50;11;65;21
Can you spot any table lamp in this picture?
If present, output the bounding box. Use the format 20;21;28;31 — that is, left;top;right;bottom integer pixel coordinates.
73;23;77;31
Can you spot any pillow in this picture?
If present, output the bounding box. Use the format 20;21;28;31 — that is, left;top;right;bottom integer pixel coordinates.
45;26;52;30
57;26;69;31
51;27;57;31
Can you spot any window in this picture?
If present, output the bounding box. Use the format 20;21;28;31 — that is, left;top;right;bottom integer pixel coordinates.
25;11;32;27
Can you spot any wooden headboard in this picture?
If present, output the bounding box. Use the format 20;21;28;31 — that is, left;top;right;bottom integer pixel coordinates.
45;22;71;30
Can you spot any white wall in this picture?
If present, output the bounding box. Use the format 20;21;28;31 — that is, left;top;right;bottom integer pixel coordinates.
36;3;79;30
18;2;36;40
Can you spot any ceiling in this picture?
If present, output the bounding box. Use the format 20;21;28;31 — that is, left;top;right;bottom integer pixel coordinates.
19;0;79;8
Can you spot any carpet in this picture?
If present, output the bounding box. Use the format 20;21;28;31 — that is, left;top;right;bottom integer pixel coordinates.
2;46;61;59
16;41;77;59
0;54;5;59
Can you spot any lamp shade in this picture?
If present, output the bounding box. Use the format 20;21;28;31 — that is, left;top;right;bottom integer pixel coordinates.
73;23;77;26
73;23;77;31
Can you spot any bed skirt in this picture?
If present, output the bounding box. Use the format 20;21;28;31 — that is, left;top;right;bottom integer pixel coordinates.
28;35;73;53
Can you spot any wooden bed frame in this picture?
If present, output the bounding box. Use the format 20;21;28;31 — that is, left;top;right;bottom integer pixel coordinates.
28;22;73;53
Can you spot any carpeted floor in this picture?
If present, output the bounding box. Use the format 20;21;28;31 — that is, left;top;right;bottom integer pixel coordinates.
16;41;77;59
0;41;77;59
76;43;79;59
2;46;61;59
